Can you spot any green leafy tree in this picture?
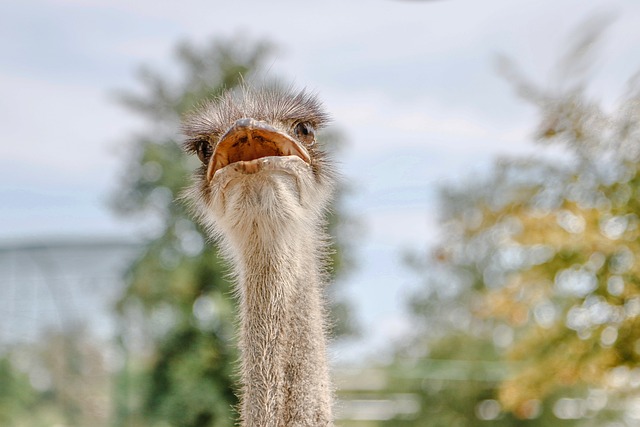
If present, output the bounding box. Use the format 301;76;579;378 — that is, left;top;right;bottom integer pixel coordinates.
0;327;110;427
393;19;639;425
111;38;355;427
0;353;38;426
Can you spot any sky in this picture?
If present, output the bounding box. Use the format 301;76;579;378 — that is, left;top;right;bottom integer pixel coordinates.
1;0;640;362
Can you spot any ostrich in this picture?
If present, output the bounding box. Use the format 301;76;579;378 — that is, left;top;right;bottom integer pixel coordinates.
181;86;336;427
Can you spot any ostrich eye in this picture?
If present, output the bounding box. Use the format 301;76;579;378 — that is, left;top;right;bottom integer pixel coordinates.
195;139;213;164
294;122;316;146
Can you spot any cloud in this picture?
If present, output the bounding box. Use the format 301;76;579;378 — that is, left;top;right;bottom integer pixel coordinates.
327;88;533;158
0;72;137;179
366;208;438;247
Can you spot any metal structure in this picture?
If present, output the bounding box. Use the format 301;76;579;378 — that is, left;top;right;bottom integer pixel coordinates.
0;238;141;348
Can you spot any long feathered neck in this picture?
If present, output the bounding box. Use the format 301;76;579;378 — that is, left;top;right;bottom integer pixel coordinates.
228;212;333;427
183;84;336;426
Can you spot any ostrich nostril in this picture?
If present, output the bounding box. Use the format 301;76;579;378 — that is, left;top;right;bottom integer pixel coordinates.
235;118;253;128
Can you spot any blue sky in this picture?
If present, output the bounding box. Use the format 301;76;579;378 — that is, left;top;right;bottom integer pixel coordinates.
2;0;639;362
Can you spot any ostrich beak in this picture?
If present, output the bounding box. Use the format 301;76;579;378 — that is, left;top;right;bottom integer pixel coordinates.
207;118;311;182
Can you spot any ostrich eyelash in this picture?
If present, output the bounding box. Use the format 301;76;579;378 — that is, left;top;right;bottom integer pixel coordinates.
194;139;213;164
294;122;316;146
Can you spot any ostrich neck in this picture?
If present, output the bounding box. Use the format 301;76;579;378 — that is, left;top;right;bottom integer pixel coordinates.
234;222;333;427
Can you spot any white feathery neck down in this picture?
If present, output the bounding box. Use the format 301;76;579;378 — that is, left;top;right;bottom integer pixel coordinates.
182;85;336;427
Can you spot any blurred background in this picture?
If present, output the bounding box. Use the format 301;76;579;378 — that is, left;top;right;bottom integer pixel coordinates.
2;0;640;425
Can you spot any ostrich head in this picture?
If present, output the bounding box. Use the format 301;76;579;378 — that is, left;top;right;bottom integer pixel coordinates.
182;85;337;426
181;86;336;251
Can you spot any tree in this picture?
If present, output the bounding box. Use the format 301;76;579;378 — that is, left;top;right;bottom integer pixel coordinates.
0;352;39;426
111;37;355;427
0;327;110;427
396;18;640;425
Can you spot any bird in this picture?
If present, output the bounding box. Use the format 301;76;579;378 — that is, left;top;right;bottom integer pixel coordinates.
181;85;336;427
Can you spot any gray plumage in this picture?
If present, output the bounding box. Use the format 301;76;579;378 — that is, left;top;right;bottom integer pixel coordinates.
182;85;336;427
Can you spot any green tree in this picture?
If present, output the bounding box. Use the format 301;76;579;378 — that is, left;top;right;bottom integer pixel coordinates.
0;353;38;426
0;327;110;427
111;38;355;427
394;19;639;425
